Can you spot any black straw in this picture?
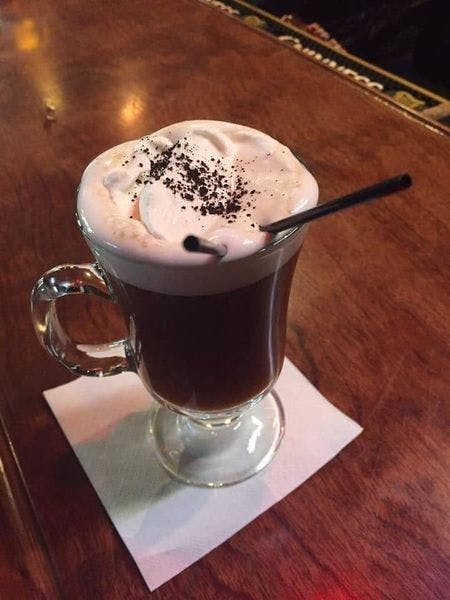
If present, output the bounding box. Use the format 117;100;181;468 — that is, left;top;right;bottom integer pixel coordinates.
183;235;227;258
260;173;412;234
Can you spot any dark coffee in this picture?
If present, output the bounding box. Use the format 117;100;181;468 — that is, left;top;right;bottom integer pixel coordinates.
107;251;299;412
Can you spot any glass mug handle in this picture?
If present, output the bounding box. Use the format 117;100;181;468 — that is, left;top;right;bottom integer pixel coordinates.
31;263;133;376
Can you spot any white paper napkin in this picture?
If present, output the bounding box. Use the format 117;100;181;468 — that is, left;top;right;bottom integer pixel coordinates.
44;358;362;591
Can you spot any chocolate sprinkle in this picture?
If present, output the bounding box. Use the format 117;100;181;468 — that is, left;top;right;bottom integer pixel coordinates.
131;137;260;222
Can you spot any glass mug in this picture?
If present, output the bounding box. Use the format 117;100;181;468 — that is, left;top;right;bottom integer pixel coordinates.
31;208;306;486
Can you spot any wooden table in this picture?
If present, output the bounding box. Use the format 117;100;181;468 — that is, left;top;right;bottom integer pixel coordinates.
1;0;449;597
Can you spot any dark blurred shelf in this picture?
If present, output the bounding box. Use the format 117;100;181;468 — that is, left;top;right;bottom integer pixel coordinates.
251;0;450;99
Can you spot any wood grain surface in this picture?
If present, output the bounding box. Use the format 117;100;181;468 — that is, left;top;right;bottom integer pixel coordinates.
0;0;449;598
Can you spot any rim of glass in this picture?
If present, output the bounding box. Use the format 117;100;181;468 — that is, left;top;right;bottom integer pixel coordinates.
76;207;303;268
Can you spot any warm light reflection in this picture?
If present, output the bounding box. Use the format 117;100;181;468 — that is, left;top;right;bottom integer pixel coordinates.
14;17;62;110
14;18;40;51
120;93;145;124
35;321;47;333
36;65;62;111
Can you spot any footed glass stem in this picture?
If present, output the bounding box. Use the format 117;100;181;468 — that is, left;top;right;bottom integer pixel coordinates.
152;391;285;487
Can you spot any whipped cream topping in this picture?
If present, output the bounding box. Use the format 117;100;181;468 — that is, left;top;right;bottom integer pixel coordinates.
77;120;318;265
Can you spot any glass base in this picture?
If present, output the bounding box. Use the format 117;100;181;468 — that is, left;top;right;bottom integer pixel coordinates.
152;391;285;487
